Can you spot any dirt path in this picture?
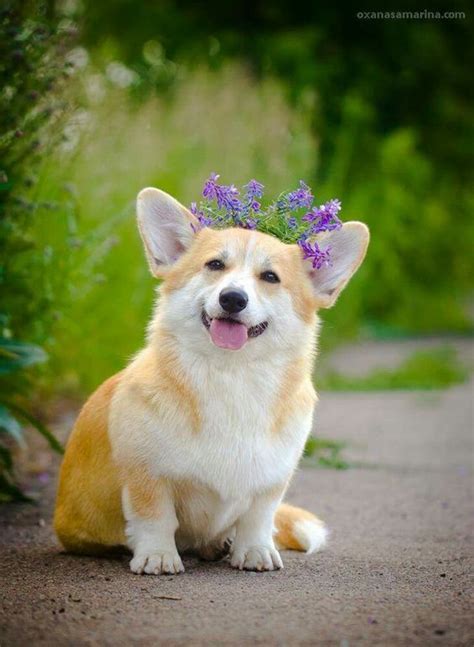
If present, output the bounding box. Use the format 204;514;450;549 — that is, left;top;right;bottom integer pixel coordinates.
1;342;473;646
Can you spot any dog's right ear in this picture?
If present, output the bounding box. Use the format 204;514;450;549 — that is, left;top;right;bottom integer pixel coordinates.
136;188;198;277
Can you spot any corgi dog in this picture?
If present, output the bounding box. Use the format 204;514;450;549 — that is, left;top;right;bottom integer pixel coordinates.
54;188;369;575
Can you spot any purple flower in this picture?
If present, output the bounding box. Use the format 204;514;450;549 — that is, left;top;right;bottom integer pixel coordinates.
298;239;332;269
243;217;259;230
190;202;214;232
244;179;264;199
202;173;243;214
196;173;342;271
326;198;342;216
287;181;313;210
302;199;342;233
198;214;213;227
215;183;243;213
248;199;261;212
288;217;298;229
226;184;243;209
202;171;233;210
190;201;203;217
202;172;220;200
191;213;214;232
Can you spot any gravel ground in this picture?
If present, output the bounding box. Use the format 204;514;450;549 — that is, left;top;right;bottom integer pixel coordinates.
1;341;473;646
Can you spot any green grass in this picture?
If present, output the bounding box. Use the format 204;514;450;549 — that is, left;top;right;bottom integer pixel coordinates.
317;347;469;391
303;437;349;470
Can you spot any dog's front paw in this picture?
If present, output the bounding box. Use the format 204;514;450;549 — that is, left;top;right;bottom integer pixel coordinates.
130;550;185;575
230;545;283;571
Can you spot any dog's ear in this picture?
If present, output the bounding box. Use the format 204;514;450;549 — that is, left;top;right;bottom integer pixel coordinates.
137;188;198;277
303;222;369;308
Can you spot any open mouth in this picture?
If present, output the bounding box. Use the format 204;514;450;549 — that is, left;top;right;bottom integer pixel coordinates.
201;310;268;351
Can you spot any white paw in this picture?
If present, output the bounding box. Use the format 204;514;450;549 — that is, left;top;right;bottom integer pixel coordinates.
130;550;185;575
230;545;283;571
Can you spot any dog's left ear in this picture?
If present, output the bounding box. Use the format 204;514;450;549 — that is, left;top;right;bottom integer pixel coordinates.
303;222;370;308
137;188;198;277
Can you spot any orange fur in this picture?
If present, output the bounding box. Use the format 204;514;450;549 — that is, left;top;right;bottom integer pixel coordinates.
125;468;168;521
274;503;324;551
276;245;319;323
271;357;316;436
54;374;125;553
126;343;202;435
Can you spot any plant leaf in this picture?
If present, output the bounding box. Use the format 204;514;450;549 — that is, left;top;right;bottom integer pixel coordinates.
0;402;63;454
0;339;48;375
0;404;24;444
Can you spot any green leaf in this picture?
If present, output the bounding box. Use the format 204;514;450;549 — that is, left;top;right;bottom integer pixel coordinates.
0;339;48;375
0;473;32;503
2;402;64;454
0;404;23;444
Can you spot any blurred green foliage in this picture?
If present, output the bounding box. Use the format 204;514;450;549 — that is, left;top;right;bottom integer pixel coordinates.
80;1;473;181
0;1;69;498
0;0;74;342
318;347;468;391
303;437;349;470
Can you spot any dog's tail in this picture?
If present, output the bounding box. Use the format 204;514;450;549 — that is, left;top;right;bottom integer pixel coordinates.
274;503;328;553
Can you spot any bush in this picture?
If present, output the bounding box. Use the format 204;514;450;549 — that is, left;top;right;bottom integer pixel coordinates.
0;1;73;500
318;96;474;346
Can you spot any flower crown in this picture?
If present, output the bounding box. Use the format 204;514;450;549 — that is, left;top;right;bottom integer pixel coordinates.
191;173;343;269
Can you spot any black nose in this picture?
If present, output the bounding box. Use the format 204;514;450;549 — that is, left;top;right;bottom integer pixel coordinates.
219;288;248;314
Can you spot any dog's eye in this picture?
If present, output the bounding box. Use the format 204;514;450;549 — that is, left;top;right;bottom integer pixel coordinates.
206;259;225;271
260;270;280;284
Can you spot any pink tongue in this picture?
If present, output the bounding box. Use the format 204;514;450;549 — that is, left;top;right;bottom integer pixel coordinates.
209;318;248;350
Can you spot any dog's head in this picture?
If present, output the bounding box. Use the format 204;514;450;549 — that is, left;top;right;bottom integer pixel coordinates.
137;188;369;358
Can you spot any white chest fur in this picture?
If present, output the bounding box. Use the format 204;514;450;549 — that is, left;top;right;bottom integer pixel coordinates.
173;356;305;487
110;346;314;546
